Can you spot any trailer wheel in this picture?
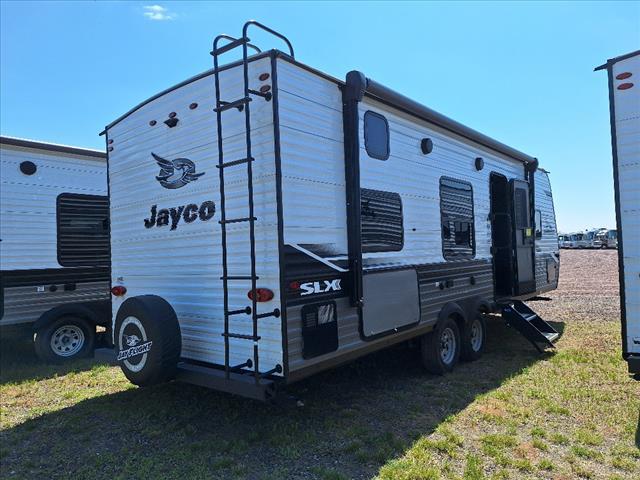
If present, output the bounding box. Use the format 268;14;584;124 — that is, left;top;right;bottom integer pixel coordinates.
34;316;95;363
461;314;486;361
421;316;461;375
115;295;181;387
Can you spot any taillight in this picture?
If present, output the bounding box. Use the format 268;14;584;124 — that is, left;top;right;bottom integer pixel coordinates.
248;288;274;302
111;285;127;297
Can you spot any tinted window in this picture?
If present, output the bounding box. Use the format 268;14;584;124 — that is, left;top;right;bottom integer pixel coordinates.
535;210;542;239
57;193;110;267
440;177;475;260
364;111;389;160
361;188;403;252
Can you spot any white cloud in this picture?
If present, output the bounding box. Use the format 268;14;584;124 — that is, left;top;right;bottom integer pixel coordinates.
143;5;175;21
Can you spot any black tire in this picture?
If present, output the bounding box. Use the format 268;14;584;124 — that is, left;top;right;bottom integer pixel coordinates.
421;316;461;375
461;313;486;361
34;316;95;363
115;295;181;387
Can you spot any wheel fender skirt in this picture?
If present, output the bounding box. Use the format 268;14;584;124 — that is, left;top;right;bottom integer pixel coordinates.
34;300;111;332
437;302;466;327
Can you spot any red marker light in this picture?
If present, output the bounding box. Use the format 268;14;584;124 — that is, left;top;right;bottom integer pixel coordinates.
111;285;127;297
616;72;632;80
617;83;634;90
289;281;300;290
248;288;274;302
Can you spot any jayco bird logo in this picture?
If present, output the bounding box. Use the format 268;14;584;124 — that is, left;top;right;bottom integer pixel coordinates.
152;152;205;189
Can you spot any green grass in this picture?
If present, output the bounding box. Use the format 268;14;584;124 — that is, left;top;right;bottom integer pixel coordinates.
1;316;638;479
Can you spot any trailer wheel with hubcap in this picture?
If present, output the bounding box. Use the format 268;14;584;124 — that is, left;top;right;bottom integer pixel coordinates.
115;295;181;387
461;313;486;361
421;316;461;374
34;316;95;363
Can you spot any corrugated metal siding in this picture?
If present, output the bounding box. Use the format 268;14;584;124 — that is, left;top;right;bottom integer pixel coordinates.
358;96;525;268
0;145;107;270
1;282;109;326
534;171;559;292
611;54;640;354
107;56;283;373
277;61;520;376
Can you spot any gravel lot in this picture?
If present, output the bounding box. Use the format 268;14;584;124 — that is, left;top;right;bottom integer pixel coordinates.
535;248;620;323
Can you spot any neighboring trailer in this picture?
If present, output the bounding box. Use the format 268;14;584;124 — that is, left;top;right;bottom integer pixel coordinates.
0;136;111;361
597;50;640;377
104;22;560;400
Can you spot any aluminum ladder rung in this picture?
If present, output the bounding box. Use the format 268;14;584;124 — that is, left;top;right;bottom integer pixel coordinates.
255;309;281;319
222;332;261;341
227;307;251;316
216;157;254;169
219;216;256;225
221;275;259;281
248;88;272;100
210;36;250;56
215;97;251;113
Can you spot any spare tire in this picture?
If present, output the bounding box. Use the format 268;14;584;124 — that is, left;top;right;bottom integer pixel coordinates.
115;295;181;387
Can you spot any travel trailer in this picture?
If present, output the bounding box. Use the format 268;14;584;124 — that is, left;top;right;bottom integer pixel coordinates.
596;50;640;378
0;136;110;362
103;22;560;400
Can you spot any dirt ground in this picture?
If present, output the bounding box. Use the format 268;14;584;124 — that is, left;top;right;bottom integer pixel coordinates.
1;249;638;480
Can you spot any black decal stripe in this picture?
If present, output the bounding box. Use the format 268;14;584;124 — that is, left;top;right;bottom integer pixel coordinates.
1;267;110;288
284;245;349;305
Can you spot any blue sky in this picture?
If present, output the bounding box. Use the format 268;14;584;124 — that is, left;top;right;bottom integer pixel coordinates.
1;1;638;232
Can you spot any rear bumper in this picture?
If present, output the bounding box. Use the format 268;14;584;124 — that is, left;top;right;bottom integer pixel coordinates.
627;355;640;375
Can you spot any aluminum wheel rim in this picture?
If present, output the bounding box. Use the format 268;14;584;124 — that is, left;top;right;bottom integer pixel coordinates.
50;325;85;357
470;318;483;352
440;327;456;364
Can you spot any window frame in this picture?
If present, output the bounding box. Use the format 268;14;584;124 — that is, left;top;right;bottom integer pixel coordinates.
56;193;110;267
439;176;476;261
363;110;390;161
361;188;404;253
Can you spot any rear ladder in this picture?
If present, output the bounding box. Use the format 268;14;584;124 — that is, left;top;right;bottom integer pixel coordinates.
211;21;293;383
502;300;560;353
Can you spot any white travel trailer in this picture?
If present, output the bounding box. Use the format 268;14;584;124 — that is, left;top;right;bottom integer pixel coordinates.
104;22;560;400
0;136;110;361
597;50;640;378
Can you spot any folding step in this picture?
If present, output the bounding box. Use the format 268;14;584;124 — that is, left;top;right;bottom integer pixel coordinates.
215;97;251;113
219;216;256;225
210;36;250;56
216;157;254;169
222;332;261;341
502;300;560;353
227;307;251;316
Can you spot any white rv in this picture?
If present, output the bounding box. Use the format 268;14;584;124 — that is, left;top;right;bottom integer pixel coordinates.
597;50;640;378
0;136;110;362
103;22;560;400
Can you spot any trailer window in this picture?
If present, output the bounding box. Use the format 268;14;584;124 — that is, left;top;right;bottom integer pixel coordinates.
57;193;110;267
535;210;542;239
361;188;403;252
440;177;475;260
364;111;390;160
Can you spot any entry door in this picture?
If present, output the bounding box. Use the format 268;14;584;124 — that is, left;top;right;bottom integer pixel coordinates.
510;179;536;295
